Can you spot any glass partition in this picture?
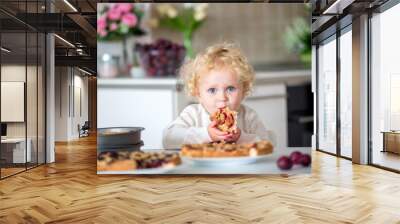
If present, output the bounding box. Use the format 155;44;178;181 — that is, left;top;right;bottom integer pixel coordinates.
0;0;46;179
1;31;27;177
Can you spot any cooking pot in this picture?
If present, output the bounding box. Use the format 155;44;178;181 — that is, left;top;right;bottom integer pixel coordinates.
98;127;144;148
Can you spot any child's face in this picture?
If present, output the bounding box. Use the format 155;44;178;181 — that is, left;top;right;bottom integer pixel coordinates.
196;67;244;114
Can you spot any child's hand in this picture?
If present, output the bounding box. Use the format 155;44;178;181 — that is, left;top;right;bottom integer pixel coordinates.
207;120;230;142
224;127;241;143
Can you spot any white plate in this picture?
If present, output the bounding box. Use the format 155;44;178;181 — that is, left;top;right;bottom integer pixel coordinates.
97;165;177;174
182;154;271;166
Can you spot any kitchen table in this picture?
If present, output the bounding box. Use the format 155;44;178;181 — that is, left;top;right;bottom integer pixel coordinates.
97;147;311;175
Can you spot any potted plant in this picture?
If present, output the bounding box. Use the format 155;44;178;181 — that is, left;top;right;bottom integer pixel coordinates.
284;16;311;68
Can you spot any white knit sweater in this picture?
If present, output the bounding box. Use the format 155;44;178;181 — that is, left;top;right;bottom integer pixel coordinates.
162;103;275;149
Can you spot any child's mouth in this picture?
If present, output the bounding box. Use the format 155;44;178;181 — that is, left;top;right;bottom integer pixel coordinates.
216;102;228;109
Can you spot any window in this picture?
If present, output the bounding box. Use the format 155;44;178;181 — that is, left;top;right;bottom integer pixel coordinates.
317;36;337;154
370;2;400;171
339;28;352;158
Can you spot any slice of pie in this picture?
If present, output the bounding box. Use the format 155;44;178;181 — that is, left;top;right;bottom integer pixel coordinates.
180;140;273;158
210;107;238;133
97;151;181;171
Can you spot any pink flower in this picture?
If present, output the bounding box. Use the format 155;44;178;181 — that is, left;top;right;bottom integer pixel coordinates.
121;13;137;27
107;8;122;21
97;16;107;30
116;3;133;13
98;30;107;37
110;23;118;31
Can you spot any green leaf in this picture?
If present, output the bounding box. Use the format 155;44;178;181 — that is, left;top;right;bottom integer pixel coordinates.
192;20;203;32
119;24;130;34
284;17;311;54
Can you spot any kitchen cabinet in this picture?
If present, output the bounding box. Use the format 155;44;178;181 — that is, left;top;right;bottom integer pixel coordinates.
244;70;311;149
243;83;287;149
98;78;190;149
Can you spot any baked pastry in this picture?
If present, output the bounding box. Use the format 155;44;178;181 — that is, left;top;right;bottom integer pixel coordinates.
97;151;181;171
180;140;273;158
210;107;237;133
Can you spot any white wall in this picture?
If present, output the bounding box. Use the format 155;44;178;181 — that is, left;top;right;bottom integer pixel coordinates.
55;67;68;141
55;67;89;141
72;72;89;138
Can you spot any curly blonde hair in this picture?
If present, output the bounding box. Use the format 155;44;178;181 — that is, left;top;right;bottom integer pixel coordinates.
180;42;255;97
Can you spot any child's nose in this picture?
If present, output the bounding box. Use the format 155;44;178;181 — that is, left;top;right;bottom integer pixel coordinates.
217;90;228;101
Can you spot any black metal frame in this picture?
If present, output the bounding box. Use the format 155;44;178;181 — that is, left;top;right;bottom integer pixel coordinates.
367;10;373;166
0;0;47;180
336;21;341;158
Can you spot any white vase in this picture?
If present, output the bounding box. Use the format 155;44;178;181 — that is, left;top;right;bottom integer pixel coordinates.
97;40;124;61
130;66;145;78
97;54;119;78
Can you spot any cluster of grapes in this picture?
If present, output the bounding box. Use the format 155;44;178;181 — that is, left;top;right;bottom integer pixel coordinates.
277;151;311;170
135;39;186;77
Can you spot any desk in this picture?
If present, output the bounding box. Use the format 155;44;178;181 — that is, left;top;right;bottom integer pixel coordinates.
1;138;31;163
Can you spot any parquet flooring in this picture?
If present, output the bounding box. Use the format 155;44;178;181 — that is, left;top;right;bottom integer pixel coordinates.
0;135;400;223
1;167;25;177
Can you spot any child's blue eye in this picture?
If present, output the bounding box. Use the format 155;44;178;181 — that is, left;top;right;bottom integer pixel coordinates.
226;86;236;93
207;88;217;94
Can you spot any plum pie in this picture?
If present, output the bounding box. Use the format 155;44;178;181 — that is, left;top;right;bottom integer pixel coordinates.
180;140;274;158
97;151;181;171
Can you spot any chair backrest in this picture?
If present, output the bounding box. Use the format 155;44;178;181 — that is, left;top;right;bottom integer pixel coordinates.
82;121;90;129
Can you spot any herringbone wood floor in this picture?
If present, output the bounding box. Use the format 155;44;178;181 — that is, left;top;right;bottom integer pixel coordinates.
1;135;400;224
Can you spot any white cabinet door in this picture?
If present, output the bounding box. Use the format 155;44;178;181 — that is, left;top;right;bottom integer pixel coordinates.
98;88;175;149
243;83;287;149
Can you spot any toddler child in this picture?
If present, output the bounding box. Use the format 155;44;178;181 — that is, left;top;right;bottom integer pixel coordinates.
162;42;275;149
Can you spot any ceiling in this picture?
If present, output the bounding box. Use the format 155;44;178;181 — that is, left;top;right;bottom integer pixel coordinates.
311;0;390;44
0;0;98;74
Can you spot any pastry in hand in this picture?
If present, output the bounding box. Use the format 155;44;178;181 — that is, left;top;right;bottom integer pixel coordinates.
210;107;238;133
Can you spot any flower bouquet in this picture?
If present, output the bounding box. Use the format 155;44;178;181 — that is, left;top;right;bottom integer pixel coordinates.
97;3;145;41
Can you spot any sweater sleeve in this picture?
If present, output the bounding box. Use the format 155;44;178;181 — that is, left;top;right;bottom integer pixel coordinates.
162;105;212;149
237;108;276;146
